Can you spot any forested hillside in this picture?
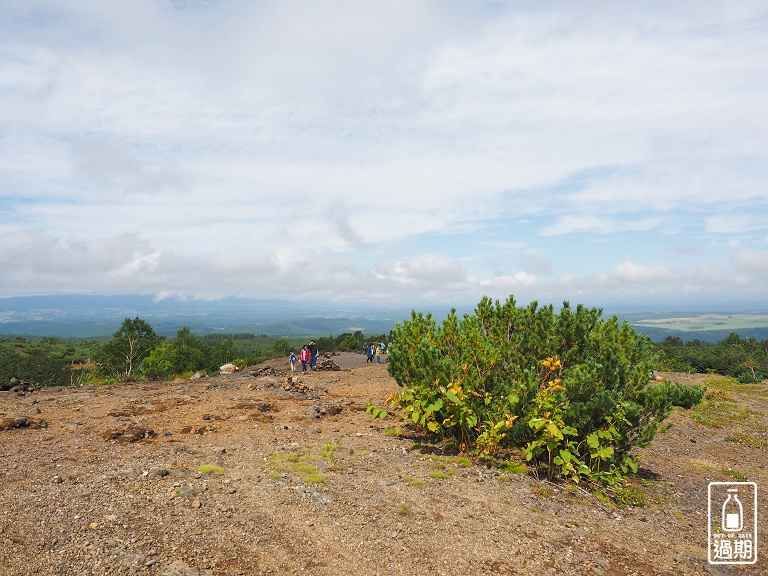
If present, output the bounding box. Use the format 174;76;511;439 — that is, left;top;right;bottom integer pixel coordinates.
0;318;388;387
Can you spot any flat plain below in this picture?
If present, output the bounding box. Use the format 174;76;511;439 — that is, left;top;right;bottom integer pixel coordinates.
631;313;768;332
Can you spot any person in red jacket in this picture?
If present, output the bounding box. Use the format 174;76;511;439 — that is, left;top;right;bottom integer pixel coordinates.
299;345;310;373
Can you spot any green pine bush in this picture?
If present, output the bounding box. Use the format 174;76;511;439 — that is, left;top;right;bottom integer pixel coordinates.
385;295;702;485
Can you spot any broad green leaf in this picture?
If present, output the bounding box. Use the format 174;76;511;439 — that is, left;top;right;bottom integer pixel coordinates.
428;399;444;412
598;446;614;459
525;449;534;461
624;456;638;473
546;422;564;440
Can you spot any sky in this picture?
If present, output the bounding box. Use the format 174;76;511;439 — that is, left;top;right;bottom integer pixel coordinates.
1;0;767;310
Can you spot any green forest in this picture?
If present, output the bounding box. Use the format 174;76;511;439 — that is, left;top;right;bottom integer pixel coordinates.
0;316;389;387
1;311;767;389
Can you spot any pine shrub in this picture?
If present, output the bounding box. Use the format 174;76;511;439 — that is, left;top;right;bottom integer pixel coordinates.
386;295;701;484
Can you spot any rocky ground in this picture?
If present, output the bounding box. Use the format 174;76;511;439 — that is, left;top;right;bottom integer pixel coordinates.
1;353;767;576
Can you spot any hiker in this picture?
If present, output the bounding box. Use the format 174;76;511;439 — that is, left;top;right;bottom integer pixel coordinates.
308;340;318;370
375;343;382;364
366;344;374;363
289;350;297;373
299;345;310;373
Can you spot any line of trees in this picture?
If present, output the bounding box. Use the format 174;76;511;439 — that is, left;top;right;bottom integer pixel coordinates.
655;332;768;382
0;317;389;386
2;313;766;388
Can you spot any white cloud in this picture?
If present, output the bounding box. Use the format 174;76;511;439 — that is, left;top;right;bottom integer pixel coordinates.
0;1;766;308
707;214;768;234
610;260;671;285
732;249;768;280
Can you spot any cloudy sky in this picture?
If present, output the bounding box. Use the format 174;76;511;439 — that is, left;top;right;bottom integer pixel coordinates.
2;1;767;309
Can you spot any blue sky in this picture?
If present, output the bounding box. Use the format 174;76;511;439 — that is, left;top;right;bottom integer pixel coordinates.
1;1;767;309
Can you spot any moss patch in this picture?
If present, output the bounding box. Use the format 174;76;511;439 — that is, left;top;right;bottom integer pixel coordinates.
725;431;768;449
264;451;326;483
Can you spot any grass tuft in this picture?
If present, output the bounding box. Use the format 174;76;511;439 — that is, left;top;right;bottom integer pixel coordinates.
722;468;748;482
725;432;768;449
402;476;423;487
612;486;647;508
264;451;326;483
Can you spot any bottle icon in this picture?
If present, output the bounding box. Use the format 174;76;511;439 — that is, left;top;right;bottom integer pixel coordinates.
722;488;743;532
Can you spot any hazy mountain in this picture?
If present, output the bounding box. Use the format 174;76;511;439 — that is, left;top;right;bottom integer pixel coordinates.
0;295;431;338
1;295;766;342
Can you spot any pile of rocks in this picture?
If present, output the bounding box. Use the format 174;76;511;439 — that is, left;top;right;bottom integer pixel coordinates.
306;402;343;419
282;376;320;399
100;426;156;443
314;358;341;371
0;415;48;431
247;366;283;377
0;377;36;393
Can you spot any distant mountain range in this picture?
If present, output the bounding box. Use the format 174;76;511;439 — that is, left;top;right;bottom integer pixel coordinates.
0;295;425;339
1;295;766;342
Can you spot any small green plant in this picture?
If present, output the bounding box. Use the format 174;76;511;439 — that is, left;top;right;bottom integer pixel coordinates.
612;485;647;508
593;491;611;505
478;455;528;475
429;471;449;479
198;464;224;475
725;432;768;449
402;476;423;487
382;426;403;437
264;451;325;483
397;503;409;515
321;443;340;468
722;468;748;481
365;401;388;419
268;472;280;479
408;442;440;453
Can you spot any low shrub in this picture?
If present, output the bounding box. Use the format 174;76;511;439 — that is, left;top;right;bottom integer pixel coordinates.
385;295;702;486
